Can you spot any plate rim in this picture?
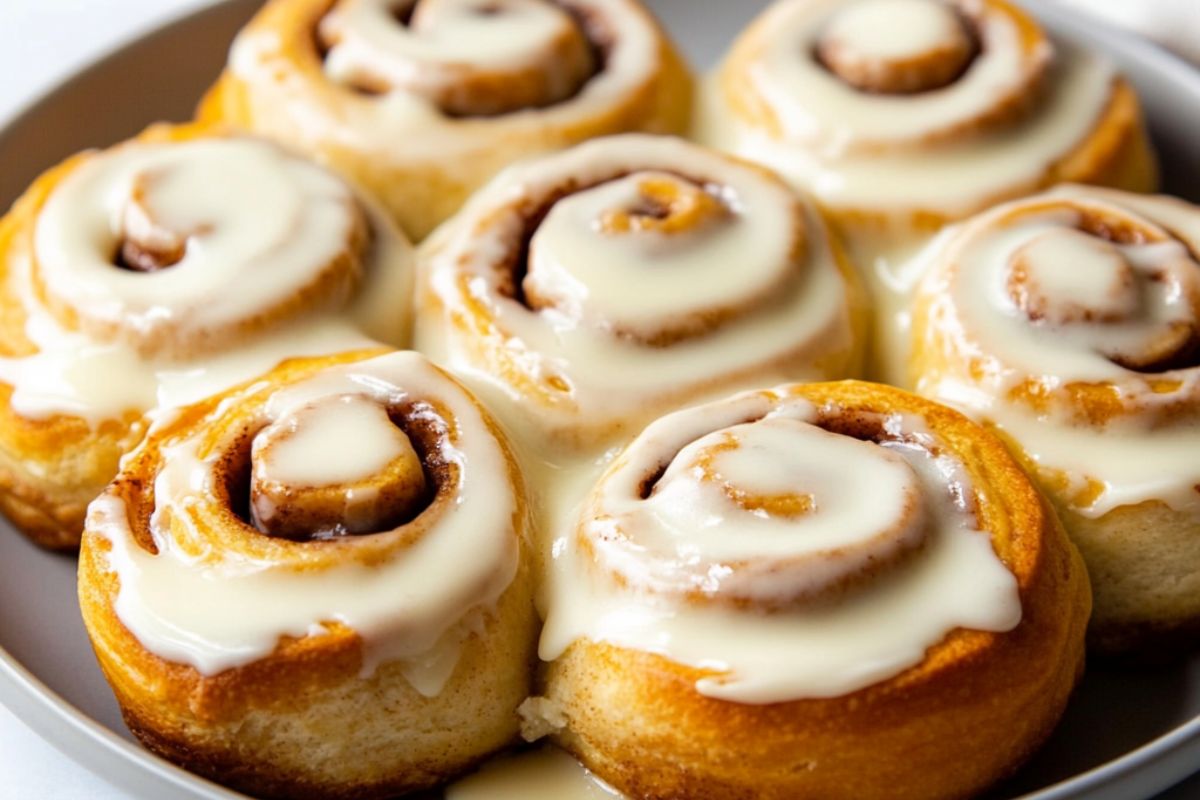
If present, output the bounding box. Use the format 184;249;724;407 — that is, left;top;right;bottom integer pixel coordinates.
0;1;1197;798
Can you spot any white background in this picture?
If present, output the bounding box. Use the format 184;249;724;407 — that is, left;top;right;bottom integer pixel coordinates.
0;1;1198;798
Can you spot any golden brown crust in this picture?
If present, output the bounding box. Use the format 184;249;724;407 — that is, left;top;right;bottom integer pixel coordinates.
78;350;538;798
0;396;145;550
825;79;1157;241
712;0;1158;239
908;187;1200;657
0;121;396;550
84;542;538;799
1046;81;1157;196
0;145;157;549
416;141;868;452
541;380;1091;800
197;0;694;240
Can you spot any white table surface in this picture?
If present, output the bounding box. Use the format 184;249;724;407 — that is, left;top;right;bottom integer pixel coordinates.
0;2;1198;799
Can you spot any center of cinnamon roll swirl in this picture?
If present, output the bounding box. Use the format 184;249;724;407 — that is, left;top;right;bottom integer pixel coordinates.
582;404;936;611
33;136;369;358
1008;231;1139;325
114;171;195;272
817;0;977;94
596;176;727;236
248;394;433;541
739;0;1052;153
319;0;599;116
996;206;1200;373
542;385;1020;702
94;352;521;680
521;171;800;346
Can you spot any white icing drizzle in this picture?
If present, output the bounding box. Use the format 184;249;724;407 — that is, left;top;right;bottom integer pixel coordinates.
88;352;519;691
417;134;858;443
446;746;623;800
34;138;361;353
944;211;1196;383
149;318;379;414
325;0;582;71
0;315;382;423
0;134;414;423
253;394;418;486
321;0;596;115
931;378;1200;518
699;1;1130;390
699;0;1117;222
742;0;1046;154
525;171;794;338
248;391;430;537
913;186;1200;518
587;414;929;607
539;387;1021;703
228;0;663;157
822;0;968;64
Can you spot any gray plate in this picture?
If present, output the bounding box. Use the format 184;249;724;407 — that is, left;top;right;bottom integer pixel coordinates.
0;1;1198;798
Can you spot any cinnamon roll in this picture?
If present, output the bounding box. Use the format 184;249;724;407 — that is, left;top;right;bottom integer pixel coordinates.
198;0;693;240
535;380;1090;800
0;123;413;549
910;185;1200;655
416;134;866;450
78;350;536;799
701;0;1157;238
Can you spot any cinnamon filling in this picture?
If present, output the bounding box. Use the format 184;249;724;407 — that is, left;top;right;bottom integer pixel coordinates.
111;174;193;272
319;0;606;117
114;238;184;272
594;177;727;236
221;396;446;542
35;137;372;360
816;0;979;95
1008;231;1139;325
493;170;727;304
684;430;818;518
501;169;798;347
1001;207;1200;373
588;404;945;612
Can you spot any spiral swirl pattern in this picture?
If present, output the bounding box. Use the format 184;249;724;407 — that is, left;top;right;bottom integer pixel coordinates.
0;124;415;550
541;381;1022;703
913;185;1200;423
738;0;1046;152
583;402;931;610
418;134;862;446
704;0;1154;230
207;0;692;239
248;393;431;539
320;0;598;116
32;135;370;358
86;350;521;678
910;186;1200;650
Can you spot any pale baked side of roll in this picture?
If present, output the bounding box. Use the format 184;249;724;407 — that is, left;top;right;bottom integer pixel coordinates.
910;185;1200;656
199;0;693;240
0;123;414;549
416;133;866;451
535;380;1090;800
701;0;1157;238
78;350;536;799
